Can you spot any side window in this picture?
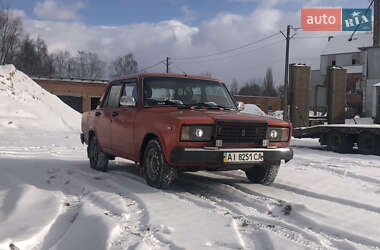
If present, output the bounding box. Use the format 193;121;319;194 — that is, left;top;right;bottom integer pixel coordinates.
104;85;122;108
121;82;138;107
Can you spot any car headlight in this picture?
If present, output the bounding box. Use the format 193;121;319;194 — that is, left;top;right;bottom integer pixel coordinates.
181;125;213;141
266;127;289;142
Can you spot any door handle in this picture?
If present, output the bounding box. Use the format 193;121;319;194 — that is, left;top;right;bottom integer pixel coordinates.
95;111;101;117
112;111;118;117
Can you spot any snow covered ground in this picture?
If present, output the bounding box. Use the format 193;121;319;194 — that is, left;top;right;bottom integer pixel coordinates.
1;65;380;250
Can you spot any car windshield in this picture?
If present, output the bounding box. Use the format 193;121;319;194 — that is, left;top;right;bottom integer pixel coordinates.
143;77;236;109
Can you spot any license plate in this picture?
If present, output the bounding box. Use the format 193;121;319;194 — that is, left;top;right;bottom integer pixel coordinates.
223;152;264;163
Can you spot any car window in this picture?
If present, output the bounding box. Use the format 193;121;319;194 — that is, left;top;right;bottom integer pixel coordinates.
103;84;122;108
143;77;236;109
120;82;138;107
205;85;232;107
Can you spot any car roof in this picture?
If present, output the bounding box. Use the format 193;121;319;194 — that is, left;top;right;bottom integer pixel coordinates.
111;73;222;83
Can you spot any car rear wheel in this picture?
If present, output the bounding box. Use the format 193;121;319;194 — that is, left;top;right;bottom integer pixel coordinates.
143;139;177;189
88;136;109;171
327;132;353;153
244;164;280;185
358;133;379;155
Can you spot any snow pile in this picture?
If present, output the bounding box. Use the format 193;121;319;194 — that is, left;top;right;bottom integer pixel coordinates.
241;104;266;116
269;110;283;120
0;65;81;133
345;117;374;125
242;104;285;120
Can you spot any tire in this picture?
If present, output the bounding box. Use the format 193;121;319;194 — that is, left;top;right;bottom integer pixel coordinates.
88;136;109;171
358;133;379;155
143;139;177;189
244;164;280;185
327;132;353;153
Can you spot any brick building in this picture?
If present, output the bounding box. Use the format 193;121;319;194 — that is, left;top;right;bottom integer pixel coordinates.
33;78;281;114
33;78;107;113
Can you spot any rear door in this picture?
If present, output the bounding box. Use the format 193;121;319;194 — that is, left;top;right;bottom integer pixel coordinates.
111;79;138;160
94;82;122;152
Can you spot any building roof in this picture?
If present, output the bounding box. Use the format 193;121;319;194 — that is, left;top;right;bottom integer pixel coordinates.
373;82;380;87
343;65;363;74
112;73;222;83
321;33;372;55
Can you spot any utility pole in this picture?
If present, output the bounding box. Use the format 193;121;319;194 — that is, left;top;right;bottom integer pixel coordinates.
375;0;380;47
166;57;170;73
282;25;291;121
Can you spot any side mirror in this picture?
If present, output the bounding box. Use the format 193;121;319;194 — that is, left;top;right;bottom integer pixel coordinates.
237;101;245;111
120;96;136;107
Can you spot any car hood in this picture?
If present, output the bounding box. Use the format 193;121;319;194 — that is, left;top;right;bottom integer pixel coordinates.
152;109;289;126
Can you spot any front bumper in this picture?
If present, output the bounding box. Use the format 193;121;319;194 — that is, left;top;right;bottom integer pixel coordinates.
170;147;293;166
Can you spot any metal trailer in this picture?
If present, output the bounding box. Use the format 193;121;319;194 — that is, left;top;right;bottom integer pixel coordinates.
293;124;380;155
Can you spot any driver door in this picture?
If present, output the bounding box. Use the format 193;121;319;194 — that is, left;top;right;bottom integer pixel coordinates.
111;79;138;160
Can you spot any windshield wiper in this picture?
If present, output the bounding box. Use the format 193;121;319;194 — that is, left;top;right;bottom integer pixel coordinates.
145;99;185;107
191;102;231;110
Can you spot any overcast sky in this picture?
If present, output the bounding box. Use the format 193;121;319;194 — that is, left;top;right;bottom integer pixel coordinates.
8;0;372;84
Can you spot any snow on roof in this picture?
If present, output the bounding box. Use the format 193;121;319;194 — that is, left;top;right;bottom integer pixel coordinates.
343;65;362;74
32;77;108;84
321;33;372;55
373;82;380;87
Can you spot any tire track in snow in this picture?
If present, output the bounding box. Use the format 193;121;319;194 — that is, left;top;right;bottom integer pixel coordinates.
104;163;375;250
29;165;166;250
213;170;380;215
298;163;380;187
205;171;380;249
74;164;184;250
170;174;333;250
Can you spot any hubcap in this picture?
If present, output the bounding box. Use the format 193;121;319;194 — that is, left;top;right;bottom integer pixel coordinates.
146;148;160;180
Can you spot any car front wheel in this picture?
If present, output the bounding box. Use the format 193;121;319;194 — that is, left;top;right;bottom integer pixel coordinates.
143;139;177;189
244;164;280;185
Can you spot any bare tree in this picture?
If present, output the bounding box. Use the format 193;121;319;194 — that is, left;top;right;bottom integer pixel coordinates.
0;8;22;64
229;78;239;95
71;51;106;79
51;50;71;78
262;67;278;97
109;53;138;79
239;79;262;96
14;36;54;76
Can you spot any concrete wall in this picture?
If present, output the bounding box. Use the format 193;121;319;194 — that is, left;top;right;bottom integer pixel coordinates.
365;79;380;117
362;47;380;117
320;52;360;75
309;70;327;110
289;64;310;128
234;95;281;114
367;48;380;79
327;67;347;124
376;87;380;123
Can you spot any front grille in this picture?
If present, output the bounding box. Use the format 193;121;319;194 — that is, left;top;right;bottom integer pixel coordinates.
215;120;267;144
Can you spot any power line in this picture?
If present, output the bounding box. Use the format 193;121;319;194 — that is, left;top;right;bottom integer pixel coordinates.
139;60;165;73
170;63;188;74
171;32;281;61
349;0;375;41
173;39;283;65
